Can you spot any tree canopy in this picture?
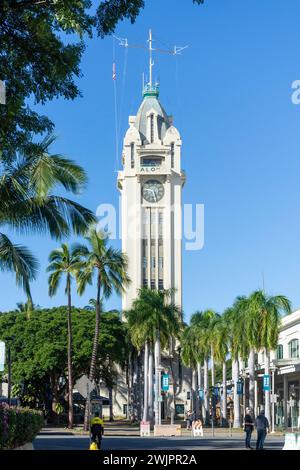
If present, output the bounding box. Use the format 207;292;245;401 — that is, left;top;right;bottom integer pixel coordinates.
0;0;204;159
0;307;127;408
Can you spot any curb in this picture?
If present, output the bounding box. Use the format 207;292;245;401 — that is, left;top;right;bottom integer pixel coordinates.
13;443;34;451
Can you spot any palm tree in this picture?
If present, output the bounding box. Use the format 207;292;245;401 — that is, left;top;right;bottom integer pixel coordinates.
76;228;130;430
126;288;182;426
181;325;199;416
16;299;35;320
47;243;84;428
0;134;95;300
214;315;229;425
190;311;209;423
225;298;250;428
246;290;291;423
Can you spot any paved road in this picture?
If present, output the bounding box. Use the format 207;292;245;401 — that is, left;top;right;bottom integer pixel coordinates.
33;433;284;451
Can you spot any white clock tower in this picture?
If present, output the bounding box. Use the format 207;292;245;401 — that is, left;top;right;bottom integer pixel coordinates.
117;81;185;311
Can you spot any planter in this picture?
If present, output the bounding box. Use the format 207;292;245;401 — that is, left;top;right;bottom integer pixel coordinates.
154;425;181;437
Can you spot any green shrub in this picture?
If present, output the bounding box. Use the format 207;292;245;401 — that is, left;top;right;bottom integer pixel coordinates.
0;405;43;449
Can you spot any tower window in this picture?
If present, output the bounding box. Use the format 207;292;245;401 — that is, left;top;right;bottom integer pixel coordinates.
150;114;154;143
131;143;135;168
158;279;164;291
289;339;299;358
143;279;148;288
171;143;175;168
150;280;155;290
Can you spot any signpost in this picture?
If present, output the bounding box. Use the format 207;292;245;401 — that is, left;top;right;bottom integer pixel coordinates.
162;374;169;392
237;380;243;395
263;374;270;391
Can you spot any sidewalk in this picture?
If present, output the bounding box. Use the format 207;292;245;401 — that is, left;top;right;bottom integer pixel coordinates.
41;421;285;437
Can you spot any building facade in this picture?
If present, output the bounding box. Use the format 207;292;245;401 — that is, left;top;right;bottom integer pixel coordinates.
105;83;191;419
256;309;300;428
117;83;185;312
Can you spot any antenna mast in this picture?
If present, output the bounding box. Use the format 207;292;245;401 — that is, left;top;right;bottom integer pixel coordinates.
114;30;188;94
148;29;154;88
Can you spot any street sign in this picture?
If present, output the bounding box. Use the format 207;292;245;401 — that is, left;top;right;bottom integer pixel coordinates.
162;374;169;392
236;381;243;395
0;341;5;372
263;374;270;391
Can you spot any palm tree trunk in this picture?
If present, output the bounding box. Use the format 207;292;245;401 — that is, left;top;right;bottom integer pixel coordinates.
204;357;209;424
108;386;113;421
169;354;176;423
84;272;101;431
192;368;198;415
148;345;154;423
67;275;73;429
248;349;255;417
232;357;241;428
264;348;271;423
222;361;227;426
137;351;142;421
197;362;203;419
143;341;149;422
211;345;215;386
154;330;161;426
126;353;131;421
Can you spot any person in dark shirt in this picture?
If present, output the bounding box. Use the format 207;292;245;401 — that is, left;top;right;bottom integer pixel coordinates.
255;410;269;450
244;408;254;449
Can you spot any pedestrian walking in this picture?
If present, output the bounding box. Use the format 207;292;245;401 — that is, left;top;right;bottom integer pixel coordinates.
186;410;193;430
255;410;269;450
243;408;254;449
90;411;104;450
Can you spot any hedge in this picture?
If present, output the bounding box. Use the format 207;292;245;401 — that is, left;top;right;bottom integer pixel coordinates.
0;404;43;449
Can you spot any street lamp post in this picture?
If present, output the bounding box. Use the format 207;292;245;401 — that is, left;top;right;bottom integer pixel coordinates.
7;345;11;406
271;366;276;434
6;336;14;407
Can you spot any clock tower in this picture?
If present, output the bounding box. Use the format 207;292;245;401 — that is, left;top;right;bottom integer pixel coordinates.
117;83;185;311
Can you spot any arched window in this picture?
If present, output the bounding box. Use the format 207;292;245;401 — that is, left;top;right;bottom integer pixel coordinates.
289;339;299;358
171;142;175;168
150;114;154;143
277;344;283;360
130;143;134;169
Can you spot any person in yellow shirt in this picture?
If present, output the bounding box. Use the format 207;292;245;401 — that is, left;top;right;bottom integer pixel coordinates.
90;412;104;449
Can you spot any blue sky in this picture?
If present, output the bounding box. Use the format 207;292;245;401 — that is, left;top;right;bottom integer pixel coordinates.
2;0;300;320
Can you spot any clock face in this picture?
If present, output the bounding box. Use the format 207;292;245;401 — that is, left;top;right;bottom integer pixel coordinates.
142;180;164;203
